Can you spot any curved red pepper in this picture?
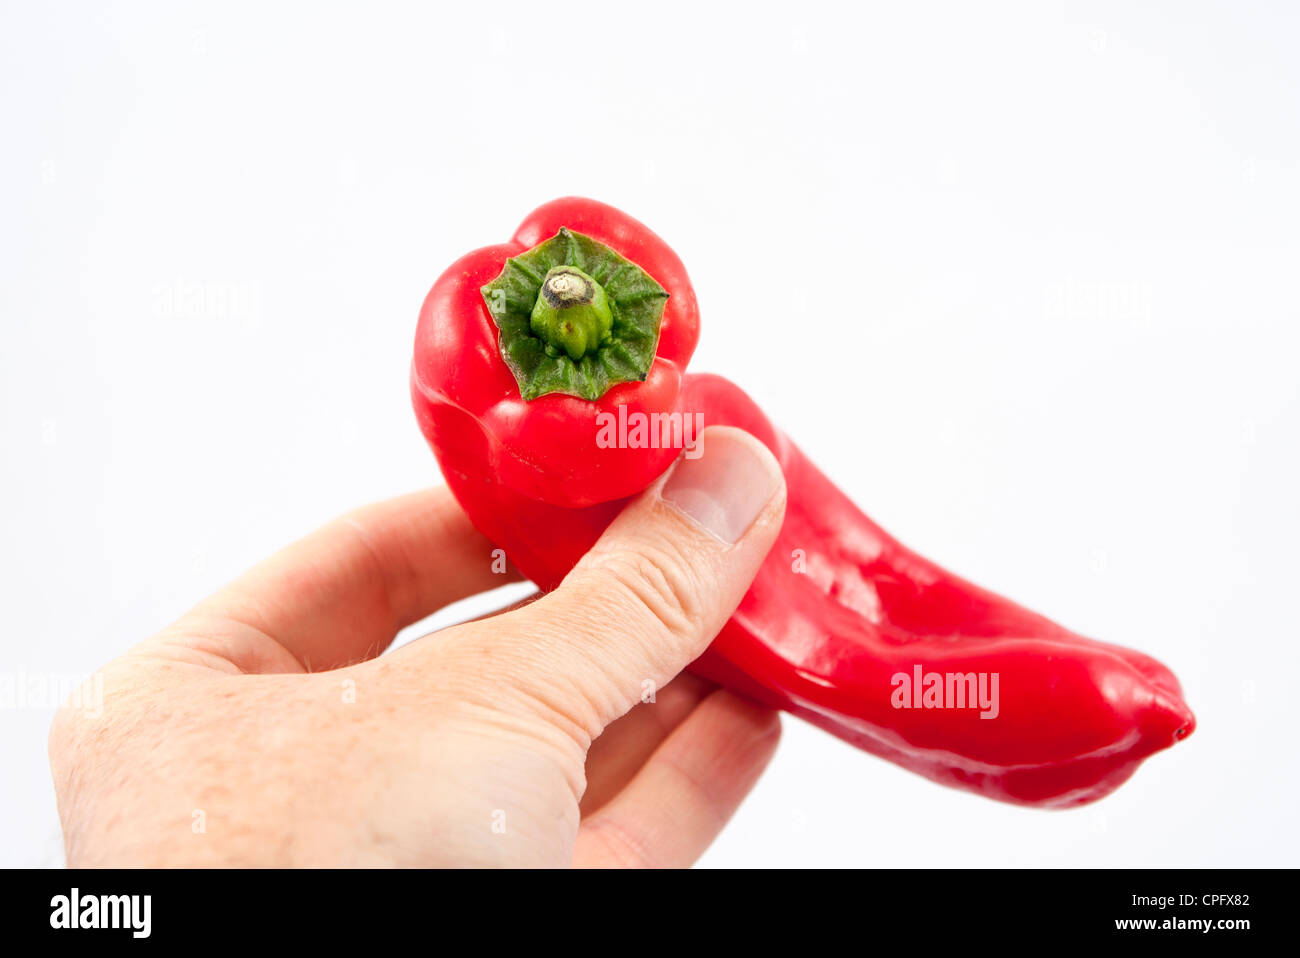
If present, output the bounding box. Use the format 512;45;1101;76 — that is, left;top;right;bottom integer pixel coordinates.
411;198;1195;807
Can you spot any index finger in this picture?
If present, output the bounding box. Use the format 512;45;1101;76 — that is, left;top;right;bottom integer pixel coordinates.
178;486;519;673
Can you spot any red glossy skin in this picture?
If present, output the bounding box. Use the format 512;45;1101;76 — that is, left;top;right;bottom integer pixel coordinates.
411;198;1195;807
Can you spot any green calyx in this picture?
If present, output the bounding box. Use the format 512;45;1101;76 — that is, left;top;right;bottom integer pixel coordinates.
480;228;669;401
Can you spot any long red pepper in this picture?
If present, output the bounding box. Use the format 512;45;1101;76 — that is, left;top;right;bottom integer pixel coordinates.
411;198;1195;807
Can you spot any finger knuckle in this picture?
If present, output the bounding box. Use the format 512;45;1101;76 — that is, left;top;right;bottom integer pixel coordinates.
587;542;706;640
584;815;661;869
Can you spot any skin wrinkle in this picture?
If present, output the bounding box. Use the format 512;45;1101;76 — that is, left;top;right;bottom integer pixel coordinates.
578;676;713;817
184;593;313;673
548;627;656;736
553;549;711;700
435;615;623;742
658;705;782;828
335;514;405;637
532;618;640;723
371;651;593;802
146;615;297;675
588;549;701;640
578;692;782;867
582;504;719;621
582;813;662;869
459;640;605;759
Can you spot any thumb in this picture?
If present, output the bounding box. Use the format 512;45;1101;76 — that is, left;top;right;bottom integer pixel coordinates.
485;426;786;739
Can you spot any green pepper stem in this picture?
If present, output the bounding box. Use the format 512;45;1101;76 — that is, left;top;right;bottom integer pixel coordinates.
529;265;613;360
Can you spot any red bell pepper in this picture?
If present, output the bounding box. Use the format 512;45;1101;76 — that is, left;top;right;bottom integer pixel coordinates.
411;198;1195;807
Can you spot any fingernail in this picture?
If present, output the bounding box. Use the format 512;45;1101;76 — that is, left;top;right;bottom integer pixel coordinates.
660;427;783;543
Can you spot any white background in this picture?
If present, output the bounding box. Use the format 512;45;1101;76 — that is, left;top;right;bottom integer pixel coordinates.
2;1;1297;867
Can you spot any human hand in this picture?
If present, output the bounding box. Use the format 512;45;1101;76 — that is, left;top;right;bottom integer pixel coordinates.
49;426;787;867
